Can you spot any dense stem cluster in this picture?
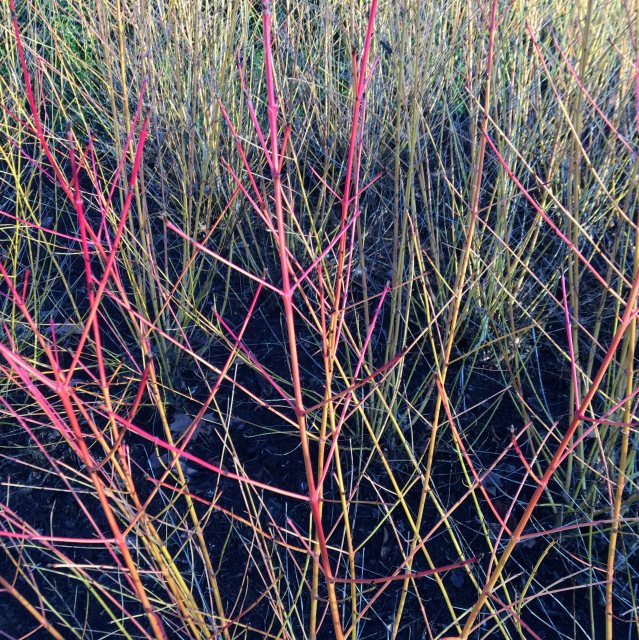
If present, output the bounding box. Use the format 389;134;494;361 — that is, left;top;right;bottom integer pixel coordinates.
0;1;637;639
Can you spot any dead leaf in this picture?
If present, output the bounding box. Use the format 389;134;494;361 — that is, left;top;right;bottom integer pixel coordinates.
483;470;504;497
169;412;215;441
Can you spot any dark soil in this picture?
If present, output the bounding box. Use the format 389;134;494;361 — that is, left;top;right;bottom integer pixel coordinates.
1;308;637;640
1;147;636;640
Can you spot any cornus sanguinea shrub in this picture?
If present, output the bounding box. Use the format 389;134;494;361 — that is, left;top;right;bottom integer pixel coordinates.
1;1;638;639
